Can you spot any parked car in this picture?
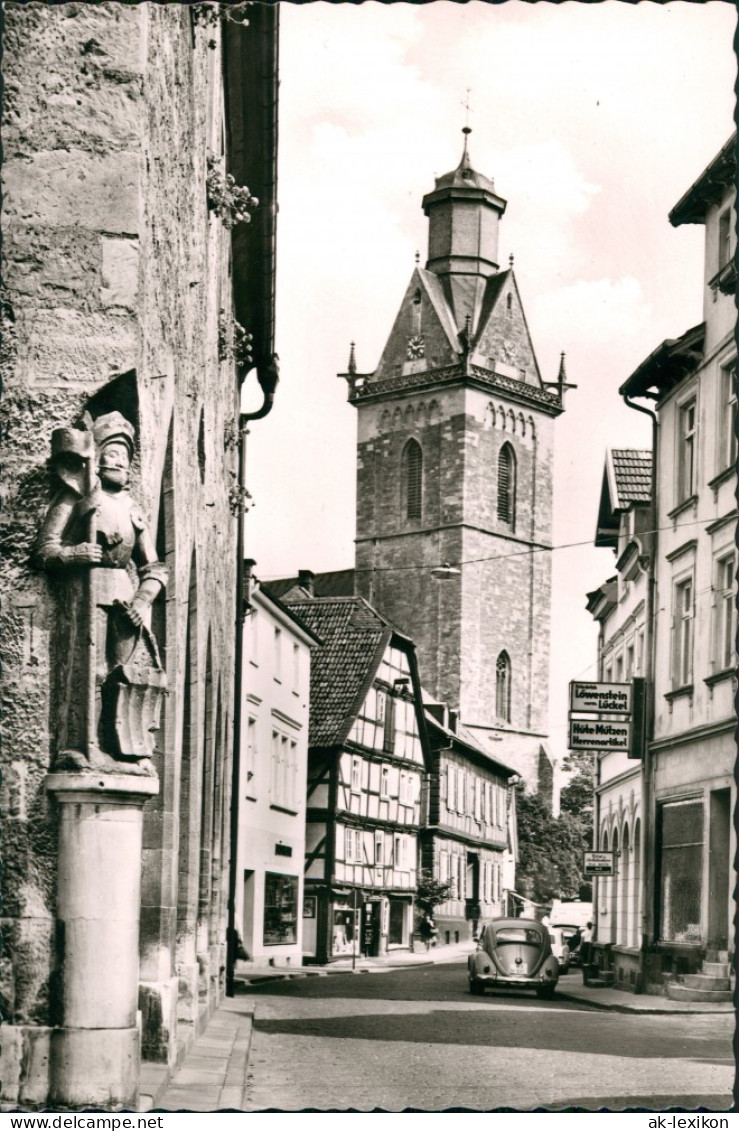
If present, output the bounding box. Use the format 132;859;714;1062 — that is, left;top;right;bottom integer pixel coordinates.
468;917;560;999
548;926;571;974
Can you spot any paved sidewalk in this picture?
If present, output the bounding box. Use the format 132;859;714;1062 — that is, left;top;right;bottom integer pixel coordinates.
235;939;474;984
145;1003;254;1113
558;980;735;1015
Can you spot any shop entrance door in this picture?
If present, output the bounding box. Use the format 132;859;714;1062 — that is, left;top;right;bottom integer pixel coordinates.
362;900;382;957
708;789;730;952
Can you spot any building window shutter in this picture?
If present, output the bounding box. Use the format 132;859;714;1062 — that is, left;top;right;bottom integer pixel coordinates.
403;439;423;520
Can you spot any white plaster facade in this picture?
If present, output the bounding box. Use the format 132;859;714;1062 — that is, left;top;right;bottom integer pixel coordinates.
234;583;314;968
618;136;736;988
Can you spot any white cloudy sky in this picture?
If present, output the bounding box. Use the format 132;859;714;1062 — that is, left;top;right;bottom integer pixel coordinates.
242;0;736;772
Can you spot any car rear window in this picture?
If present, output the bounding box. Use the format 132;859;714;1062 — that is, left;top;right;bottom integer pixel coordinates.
495;927;542;945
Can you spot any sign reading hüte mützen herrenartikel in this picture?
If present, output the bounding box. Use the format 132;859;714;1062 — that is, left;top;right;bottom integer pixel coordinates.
569;717;631;751
570;681;632;715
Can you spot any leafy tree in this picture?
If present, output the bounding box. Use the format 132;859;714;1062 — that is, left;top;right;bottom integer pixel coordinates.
515;783;593;905
415;869;452;916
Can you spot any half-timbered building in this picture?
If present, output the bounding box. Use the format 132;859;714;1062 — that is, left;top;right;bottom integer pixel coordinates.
421;704;518;943
278;591;432;964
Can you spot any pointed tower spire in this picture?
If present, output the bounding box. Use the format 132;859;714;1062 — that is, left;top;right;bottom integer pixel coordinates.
557;351;567;384
348;341;357;376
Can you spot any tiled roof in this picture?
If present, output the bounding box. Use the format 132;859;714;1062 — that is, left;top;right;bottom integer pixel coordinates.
265;569;355;601
281;596;390;748
610;449;652;508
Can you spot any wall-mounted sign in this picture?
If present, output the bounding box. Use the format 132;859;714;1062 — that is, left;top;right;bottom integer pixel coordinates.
583;851;615;877
570;681;632;715
569;718;631;752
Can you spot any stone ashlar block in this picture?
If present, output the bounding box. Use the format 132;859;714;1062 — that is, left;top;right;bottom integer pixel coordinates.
17;306;139;389
0;1025;53;1106
101;235;139;308
3;151;141;233
49;1025;140;1108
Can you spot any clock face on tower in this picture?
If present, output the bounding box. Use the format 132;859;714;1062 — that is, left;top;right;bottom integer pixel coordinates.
407;335;425;360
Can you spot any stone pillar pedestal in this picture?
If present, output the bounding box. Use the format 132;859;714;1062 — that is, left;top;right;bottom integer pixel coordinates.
46;773;159;1109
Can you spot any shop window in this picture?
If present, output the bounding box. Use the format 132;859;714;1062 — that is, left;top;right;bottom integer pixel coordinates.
388;900;406;946
658;799;703;944
263;872;298;946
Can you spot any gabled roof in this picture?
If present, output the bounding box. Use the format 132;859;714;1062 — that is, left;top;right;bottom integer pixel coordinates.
280;596;390;748
610;449;652;509
266;568;356;601
669;134;736;227
595;448;652;549
423;706;518;779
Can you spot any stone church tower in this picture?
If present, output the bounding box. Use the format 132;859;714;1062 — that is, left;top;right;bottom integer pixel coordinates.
342;131;567;791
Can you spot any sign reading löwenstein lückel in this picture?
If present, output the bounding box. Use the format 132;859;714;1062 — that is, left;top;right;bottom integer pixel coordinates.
583;851;615;877
570;681;632;715
569;717;631;751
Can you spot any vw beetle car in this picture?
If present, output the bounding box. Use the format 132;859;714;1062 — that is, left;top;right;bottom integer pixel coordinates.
468;917;560;998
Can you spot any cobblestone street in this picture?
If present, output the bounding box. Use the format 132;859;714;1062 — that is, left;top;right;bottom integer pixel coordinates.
240;964;735;1112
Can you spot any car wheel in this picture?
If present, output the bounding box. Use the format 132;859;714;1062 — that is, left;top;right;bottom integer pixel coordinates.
536;985;556;999
469;978;485;995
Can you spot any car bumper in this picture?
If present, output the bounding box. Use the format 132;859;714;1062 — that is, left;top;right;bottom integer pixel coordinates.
471;972;558;989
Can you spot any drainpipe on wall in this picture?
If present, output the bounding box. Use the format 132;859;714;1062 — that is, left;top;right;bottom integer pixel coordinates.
621;393;659;965
226;365;279;999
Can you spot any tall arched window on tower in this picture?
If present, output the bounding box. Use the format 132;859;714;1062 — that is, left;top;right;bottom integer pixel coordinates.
403;439;423;520
497;443;516;527
496;651;511;723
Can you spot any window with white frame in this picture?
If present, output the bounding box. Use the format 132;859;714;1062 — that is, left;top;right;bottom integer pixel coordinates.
714;553;736;671
615;654;624;683
380;765;390;799
636;630;645;675
344;826;356;863
246;717;257;796
270;731;298;810
677;398;697;504
399;772;414;807
351;756;362;793
447;764;456;812
626;644;635;680
449;856;458;898
375;830;384;867
673;575;694;687
475;778;482;822
719;361;737;473
718;207;732;270
292;643;300;692
439;851;449;883
457;770;466;814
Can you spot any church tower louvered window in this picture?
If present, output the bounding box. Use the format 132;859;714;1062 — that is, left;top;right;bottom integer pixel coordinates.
496;651;511;723
403;439;423;520
497;443;515;526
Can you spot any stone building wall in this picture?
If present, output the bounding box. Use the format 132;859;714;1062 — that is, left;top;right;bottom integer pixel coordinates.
354;383;555;788
0;3;242;1101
